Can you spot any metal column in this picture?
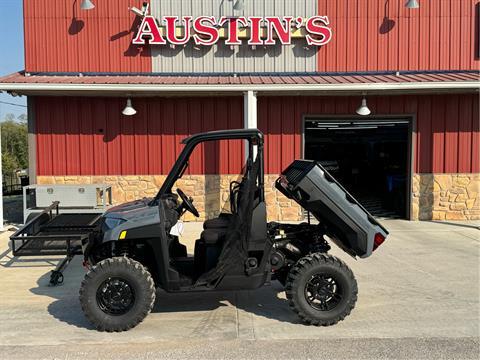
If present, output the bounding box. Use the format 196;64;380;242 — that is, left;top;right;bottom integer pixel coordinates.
243;91;257;159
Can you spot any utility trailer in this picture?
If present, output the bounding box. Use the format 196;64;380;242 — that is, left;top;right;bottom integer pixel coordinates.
10;202;102;285
10;184;111;285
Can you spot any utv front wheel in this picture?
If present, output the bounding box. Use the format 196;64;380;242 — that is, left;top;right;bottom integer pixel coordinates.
286;253;357;326
79;257;156;332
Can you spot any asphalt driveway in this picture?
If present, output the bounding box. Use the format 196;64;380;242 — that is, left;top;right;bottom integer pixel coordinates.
0;219;478;359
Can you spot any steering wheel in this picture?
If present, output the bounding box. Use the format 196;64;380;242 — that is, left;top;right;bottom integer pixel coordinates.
176;188;200;217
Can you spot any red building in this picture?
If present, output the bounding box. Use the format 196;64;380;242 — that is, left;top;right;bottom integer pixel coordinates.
0;0;479;221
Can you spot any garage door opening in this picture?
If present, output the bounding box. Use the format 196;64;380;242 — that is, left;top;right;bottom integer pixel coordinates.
304;118;411;219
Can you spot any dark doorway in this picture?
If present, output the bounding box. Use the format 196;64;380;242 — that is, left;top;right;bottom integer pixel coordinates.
304;118;410;219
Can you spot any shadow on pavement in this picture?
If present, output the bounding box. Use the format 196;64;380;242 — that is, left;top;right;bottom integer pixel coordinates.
0;241;61;268
1;256;59;268
151;282;299;324
30;266;299;331
29;271;95;330
427;221;480;230
47;299;96;330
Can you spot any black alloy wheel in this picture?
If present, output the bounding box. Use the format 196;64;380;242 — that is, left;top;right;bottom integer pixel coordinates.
286;253;357;326
96;277;136;316
80;257;156;332
304;273;343;311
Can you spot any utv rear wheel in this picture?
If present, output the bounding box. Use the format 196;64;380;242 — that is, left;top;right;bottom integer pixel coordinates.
79;257;156;332
286;253;357;326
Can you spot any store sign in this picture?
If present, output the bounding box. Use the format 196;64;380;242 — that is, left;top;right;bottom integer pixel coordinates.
132;16;332;46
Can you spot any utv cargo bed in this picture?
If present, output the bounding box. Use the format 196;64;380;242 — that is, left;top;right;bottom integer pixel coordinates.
276;160;388;258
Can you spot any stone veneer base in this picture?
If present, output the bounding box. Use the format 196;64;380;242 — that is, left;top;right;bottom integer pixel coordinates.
37;173;480;221
36;174;303;222
412;173;480;220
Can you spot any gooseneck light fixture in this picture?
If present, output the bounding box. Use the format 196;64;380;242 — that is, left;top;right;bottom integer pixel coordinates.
405;0;419;9
129;2;150;17
122;98;137;116
80;0;95;10
233;0;245;11
356;96;371;116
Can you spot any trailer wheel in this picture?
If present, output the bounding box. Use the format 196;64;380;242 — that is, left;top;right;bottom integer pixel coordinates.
79;257;156;332
285;253;357;326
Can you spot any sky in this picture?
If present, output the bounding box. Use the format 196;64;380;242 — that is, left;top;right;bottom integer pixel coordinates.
0;0;27;120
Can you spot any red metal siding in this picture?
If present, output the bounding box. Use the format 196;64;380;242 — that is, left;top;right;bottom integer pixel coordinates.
318;0;479;72
35;97;244;176
35;94;478;176
258;94;480;174
23;1;478;74
23;0;151;73
472;98;480;173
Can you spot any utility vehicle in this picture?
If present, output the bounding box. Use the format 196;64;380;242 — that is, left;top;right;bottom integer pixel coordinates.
16;129;389;331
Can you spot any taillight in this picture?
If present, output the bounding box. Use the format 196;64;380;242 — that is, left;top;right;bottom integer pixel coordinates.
373;233;386;251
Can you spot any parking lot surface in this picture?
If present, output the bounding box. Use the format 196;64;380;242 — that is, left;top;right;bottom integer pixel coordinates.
0;220;478;359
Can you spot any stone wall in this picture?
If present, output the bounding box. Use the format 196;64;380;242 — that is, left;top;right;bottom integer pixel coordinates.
412;173;480;220
37;175;303;222
37;173;480;221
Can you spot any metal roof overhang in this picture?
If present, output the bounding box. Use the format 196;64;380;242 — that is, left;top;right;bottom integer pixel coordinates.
1;70;478;96
1;81;479;97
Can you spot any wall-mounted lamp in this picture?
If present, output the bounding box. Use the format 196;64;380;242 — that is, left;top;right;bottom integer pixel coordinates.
129;2;150;17
122;98;137;116
80;0;95;10
356;96;371;116
405;0;419;9
233;0;245;11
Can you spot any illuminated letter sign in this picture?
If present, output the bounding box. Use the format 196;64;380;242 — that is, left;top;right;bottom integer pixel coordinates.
193;16;220;46
132;16;166;45
264;17;293;45
164;16;192;45
247;17;264;46
305;16;332;46
132;15;333;47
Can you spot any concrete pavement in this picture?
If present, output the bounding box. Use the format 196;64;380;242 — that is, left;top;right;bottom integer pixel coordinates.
0;219;478;359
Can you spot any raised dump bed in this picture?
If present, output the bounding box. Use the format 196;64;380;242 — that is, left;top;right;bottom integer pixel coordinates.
276;160;389;258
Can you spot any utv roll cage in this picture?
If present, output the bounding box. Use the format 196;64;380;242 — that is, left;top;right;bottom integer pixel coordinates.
152;129;265;202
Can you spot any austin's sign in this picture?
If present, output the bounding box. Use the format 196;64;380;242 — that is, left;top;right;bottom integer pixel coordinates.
132;16;332;46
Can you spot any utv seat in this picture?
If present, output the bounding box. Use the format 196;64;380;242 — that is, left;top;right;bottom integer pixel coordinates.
195;226;229;274
196;176;248;273
203;213;232;229
195;155;261;286
201;228;227;244
202;178;245;231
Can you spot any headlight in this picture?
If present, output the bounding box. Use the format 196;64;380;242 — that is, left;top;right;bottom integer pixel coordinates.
103;217;126;230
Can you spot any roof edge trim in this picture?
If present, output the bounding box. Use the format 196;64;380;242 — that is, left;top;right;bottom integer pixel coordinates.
1;82;478;93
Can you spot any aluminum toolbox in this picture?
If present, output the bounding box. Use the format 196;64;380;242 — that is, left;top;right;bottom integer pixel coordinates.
276;160;389;258
23;184;112;223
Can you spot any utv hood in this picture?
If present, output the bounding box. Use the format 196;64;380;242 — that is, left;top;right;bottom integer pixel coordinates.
105;198;152;218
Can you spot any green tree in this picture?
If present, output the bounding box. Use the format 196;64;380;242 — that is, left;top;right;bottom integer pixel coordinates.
4;113;16;122
1;114;28;175
17;113;28;122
